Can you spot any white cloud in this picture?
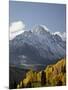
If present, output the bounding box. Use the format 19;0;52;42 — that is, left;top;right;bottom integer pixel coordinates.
10;30;24;40
9;21;26;40
10;21;25;33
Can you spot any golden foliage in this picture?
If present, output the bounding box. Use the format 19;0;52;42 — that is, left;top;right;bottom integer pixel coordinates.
16;58;66;88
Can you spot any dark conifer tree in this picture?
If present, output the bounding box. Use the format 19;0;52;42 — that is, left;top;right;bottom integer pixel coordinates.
26;81;32;88
41;71;46;86
14;80;17;88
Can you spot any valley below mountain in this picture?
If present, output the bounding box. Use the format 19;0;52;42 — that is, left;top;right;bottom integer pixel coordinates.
9;58;66;89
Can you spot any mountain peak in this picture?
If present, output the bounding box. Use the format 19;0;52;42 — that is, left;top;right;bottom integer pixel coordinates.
32;25;49;35
39;25;49;31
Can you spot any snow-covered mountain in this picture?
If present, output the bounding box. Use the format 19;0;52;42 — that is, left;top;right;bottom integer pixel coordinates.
53;32;66;41
9;25;66;67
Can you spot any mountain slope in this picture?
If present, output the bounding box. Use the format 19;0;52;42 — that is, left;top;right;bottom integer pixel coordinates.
9;25;66;66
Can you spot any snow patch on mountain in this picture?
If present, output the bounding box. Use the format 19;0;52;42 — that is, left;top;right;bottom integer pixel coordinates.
32;25;49;35
53;32;66;41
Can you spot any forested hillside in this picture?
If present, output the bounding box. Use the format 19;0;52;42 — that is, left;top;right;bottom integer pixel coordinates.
16;58;66;88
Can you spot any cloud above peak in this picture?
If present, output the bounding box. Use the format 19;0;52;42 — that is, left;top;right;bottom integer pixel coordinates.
10;21;26;40
10;21;25;33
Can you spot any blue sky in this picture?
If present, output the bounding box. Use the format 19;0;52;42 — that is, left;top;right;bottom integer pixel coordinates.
9;1;66;33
